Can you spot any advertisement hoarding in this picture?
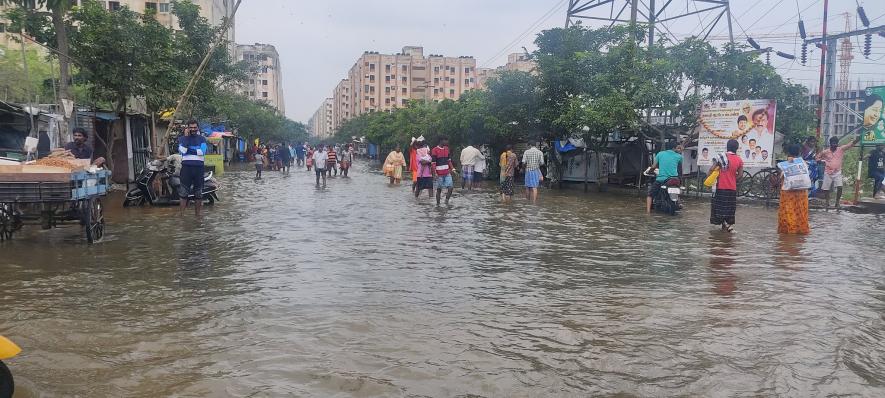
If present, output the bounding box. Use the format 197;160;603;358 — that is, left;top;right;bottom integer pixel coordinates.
697;99;777;168
862;86;885;145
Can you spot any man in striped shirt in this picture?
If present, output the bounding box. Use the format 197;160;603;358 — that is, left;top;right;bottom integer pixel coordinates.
522;144;544;203
431;137;456;206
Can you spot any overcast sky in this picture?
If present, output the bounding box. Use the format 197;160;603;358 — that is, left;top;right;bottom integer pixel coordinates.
234;0;885;122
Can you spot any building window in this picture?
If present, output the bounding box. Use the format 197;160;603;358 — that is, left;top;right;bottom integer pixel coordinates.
262;80;268;85
249;91;255;97
145;2;157;11
464;79;470;85
108;1;121;10
433;78;439;85
449;89;454;97
369;86;375;94
369;75;375;82
434;66;440;73
385;87;390;94
401;77;407;84
262;92;268;98
450;78;455;84
450;69;455;75
369;63;375;71
402;65;408;72
385;75;390;82
464;67;471;73
385;64;391;72
364;85;370;92
402;88;407;95
385;98;390;105
0;23;5;33
402;99;408;106
158;2;170;12
433;89;438;95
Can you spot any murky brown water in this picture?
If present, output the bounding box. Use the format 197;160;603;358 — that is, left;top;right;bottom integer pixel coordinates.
2;162;884;397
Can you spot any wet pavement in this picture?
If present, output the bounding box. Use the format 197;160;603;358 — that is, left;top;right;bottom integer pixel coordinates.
2;161;884;397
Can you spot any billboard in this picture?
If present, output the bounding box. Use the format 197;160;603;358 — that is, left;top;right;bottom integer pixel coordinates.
697;99;777;168
862;86;885;145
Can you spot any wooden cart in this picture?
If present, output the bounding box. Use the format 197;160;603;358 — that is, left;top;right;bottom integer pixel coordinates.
0;169;111;244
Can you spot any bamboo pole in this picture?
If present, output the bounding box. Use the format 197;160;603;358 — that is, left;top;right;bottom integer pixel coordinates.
159;0;243;156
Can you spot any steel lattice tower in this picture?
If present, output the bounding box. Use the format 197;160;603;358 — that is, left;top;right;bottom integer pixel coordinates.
565;0;735;45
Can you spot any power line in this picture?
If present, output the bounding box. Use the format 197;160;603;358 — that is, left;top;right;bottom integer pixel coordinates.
480;0;568;68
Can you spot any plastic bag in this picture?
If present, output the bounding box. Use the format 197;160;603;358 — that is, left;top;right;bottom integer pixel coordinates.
704;169;720;187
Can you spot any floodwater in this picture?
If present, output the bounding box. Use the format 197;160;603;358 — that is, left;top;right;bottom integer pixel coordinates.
2;162;884;397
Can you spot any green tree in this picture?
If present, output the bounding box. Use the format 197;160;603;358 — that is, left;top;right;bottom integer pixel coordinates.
1;0;75;129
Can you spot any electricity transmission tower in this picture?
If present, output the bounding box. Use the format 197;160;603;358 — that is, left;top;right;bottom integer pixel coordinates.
565;0;735;45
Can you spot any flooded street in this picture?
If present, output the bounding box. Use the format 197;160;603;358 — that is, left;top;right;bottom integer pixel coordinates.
2;162;884;397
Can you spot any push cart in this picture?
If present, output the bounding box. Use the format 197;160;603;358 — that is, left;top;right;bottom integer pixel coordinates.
0;170;111;244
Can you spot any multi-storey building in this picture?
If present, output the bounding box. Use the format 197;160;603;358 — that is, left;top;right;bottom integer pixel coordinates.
332;79;351;132
346;46;477;116
235;43;285;115
309;98;333;139
476;53;538;89
1;0;236;47
316;46;478;135
809;87;877;138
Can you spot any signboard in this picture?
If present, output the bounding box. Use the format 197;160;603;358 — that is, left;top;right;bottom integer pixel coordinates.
697;99;777;168
862;86;885;145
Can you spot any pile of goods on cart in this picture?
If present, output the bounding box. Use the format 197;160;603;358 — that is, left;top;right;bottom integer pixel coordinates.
0;149;111;244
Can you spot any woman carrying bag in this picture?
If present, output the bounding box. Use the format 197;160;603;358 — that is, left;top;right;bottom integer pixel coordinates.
708;139;743;232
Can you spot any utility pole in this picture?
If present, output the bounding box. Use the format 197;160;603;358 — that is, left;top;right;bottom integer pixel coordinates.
815;0;829;143
806;23;885;141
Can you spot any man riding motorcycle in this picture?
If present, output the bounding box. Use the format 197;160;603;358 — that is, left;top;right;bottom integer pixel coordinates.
646;141;683;214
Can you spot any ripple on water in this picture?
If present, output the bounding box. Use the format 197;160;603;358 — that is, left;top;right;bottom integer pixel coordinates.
1;163;884;397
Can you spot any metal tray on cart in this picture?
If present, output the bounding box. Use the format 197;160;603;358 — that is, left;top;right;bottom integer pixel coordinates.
0;170;111;243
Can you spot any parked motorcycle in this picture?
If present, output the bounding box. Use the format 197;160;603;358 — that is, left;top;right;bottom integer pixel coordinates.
123;159;219;207
645;169;682;215
0;335;20;398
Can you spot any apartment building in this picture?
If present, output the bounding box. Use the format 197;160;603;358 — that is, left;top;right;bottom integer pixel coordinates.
314;46;478;135
332;79;351;132
476;52;538;89
236;43;285;115
309;98;333;139
346;46;477;116
1;0;236;48
808;88;876;138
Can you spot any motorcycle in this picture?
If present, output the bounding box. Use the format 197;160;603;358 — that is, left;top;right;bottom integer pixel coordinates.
0;335;20;398
123;159;220;207
645;168;682;215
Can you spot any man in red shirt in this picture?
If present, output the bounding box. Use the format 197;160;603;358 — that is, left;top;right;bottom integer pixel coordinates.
431;137;456;206
710;139;744;232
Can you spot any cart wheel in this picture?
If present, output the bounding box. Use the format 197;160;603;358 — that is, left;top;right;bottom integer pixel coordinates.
0;204;14;242
84;198;105;244
737;170;754;197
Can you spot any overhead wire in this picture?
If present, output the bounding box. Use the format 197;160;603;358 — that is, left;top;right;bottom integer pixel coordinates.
480;0;568;68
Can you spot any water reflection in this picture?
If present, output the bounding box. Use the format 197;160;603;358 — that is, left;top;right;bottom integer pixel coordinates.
707;231;738;296
1;163;884;396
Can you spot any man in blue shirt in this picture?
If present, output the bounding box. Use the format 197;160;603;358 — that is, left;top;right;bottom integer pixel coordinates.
178;120;208;216
646;141;683;214
294;142;306;167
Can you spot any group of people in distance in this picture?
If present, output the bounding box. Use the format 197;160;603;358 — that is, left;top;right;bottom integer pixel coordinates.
250;142;355;188
382;137;546;206
304;144;355;188
250;142;307;179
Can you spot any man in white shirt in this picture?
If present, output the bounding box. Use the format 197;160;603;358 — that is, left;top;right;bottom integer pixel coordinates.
459;143;483;190
313;147;328;188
